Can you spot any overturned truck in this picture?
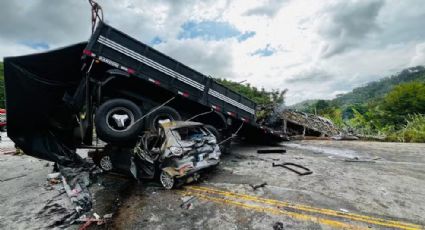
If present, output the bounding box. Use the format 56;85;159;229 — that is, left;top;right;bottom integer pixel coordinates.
4;22;284;167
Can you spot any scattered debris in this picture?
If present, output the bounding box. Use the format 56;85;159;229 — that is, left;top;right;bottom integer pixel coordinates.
272;162;313;176
93;212;100;220
332;135;359;141
0;174;27;182
257;149;286;154
281;110;340;137
75;212;111;228
47;172;61;179
37;198;79;228
103;213;113;219
58;164;98;214
273;221;284;230
48;178;62;185
344;157;376;163
339;208;349;213
77;216;106;230
249;182;267;190
1;148;17;155
180;196;197;209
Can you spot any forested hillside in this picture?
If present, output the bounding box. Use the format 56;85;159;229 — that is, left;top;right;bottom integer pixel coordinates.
333;66;425;107
292;66;425;111
291;66;425;142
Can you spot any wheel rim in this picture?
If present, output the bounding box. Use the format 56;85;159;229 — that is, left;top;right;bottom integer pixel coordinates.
99;155;113;171
160;171;174;189
105;107;135;132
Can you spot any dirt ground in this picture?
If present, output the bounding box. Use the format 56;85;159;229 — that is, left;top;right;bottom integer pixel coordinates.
1;136;424;229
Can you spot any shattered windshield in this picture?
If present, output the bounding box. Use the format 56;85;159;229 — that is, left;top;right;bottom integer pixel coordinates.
171;126;209;141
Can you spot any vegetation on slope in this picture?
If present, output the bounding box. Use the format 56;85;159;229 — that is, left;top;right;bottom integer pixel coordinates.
293;66;425;142
215;78;287;119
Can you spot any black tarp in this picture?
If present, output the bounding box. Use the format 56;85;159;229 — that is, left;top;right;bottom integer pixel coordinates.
4;42;88;166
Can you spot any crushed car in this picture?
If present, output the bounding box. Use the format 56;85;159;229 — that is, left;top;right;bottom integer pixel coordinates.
91;121;221;189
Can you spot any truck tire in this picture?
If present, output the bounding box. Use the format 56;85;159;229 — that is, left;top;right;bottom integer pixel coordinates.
204;125;222;142
204;124;231;153
95;99;143;143
146;106;181;132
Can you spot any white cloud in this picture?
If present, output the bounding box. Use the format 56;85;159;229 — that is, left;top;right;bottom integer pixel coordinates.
314;0;385;58
155;38;235;78
410;42;425;66
0;38;39;59
1;0;424;105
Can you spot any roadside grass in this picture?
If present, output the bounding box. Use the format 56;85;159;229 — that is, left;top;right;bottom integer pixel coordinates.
386;114;425;143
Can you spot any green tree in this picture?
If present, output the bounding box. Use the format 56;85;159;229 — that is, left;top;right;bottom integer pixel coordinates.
215;78;287;107
215;78;287;120
380;81;425;126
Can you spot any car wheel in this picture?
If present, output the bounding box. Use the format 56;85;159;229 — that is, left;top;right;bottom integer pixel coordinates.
95;99;143;143
146;106;181;132
98;155;113;171
159;170;175;190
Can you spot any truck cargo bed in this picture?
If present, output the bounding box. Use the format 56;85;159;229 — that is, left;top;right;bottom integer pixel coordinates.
85;22;256;124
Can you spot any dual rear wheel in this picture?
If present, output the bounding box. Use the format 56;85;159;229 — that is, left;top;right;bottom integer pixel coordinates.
94;98;181;143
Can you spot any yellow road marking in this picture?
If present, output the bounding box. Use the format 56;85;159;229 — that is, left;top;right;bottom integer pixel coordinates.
179;191;364;230
184;186;422;230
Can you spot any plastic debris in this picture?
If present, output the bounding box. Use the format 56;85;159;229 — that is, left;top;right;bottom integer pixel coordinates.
273;221;284;230
47;172;61;179
249;182;267;190
257;149;286;154
180;196;197;209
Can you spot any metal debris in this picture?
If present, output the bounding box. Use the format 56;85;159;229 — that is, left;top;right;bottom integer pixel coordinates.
281;110;340;137
47;172;61;179
103;213;113;219
0;174;27;182
273;221;284;230
339;208;349;213
272;162;313;176
180;196;197;209
257;149;286;154
344;157;376;163
249;182;267;190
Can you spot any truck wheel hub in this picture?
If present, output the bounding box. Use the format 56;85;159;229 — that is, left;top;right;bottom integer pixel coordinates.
106;107;134;132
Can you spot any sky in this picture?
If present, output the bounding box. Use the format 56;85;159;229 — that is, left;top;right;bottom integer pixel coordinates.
1;0;425;105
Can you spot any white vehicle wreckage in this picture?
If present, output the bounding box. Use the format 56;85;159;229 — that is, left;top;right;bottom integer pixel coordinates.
92;121;221;189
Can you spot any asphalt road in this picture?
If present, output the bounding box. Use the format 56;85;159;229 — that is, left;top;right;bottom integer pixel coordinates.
1;136;424;229
111;141;425;229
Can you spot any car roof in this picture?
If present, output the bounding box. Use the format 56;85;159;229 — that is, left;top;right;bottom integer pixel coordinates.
160;121;204;130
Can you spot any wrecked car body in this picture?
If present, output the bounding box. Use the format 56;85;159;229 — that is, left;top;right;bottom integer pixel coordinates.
156;121;221;189
91;121;221;189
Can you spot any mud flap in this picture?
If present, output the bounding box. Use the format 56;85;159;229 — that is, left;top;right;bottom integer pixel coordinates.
4;43;87;166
